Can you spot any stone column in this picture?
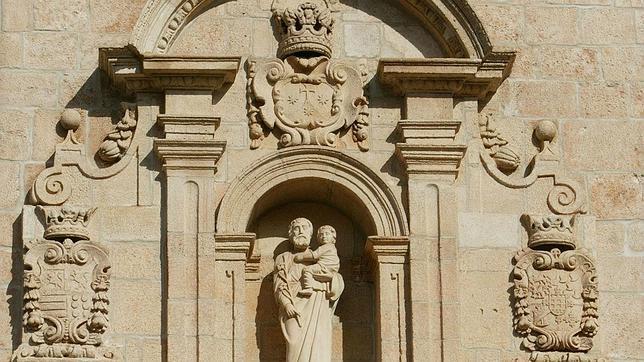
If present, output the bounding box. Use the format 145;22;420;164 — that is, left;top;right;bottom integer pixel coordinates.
212;234;255;361
366;236;410;362
155;114;226;362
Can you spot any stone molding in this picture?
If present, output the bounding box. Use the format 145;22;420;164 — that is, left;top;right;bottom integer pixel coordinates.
378;56;515;100
394;120;467;179
214;233;255;261
216;146;409;237
154;115;226;172
99;46;240;96
365;236;410;265
131;0;499;58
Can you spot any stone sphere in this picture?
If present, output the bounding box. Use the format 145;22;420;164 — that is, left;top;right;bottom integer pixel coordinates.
60;109;81;131
535;120;557;142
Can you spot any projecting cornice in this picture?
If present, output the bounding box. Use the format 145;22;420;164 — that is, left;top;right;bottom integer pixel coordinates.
378;53;515;100
99;46;240;96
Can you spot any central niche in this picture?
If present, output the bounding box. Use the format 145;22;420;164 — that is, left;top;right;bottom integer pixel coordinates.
244;179;376;361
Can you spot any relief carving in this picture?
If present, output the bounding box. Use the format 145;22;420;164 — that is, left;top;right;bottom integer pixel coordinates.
97;103;137;164
479;116;586;215
273;218;344;362
247;1;370;150
13;205;118;361
513;215;598;360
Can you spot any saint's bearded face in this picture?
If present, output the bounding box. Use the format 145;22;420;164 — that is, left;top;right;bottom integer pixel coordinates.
289;219;312;250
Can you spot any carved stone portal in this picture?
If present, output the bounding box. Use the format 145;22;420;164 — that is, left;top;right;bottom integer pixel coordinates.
273;218;344;362
513;215;598;360
247;0;370;150
13;205;118;361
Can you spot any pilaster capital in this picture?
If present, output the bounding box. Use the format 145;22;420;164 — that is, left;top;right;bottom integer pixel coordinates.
214;233;256;261
365;236;410;265
395;143;467;179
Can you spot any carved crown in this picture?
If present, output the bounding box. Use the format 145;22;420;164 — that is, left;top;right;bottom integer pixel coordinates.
274;2;335;59
44;205;96;241
523;214;576;250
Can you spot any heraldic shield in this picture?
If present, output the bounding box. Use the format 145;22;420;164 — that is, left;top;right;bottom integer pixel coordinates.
512;247;599;353
247;55;369;150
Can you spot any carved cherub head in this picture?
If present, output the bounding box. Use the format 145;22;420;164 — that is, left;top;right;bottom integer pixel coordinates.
317;225;336;245
289;217;313;250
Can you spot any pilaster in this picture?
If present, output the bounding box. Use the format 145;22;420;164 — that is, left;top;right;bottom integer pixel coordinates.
365;237;410;362
212;234;255;361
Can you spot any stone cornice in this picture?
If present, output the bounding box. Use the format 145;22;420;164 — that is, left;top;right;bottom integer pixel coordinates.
378;54;515;100
365;236;410;265
395;143;467;178
99;46;240;96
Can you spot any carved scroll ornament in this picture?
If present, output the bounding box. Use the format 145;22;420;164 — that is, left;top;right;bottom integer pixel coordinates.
247;1;370;151
13;205;118;361
31;104;140;206
513;215;598;361
479;116;586;215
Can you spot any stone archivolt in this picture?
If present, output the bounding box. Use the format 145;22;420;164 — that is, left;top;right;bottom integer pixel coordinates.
13;205;117;361
513;214;598;361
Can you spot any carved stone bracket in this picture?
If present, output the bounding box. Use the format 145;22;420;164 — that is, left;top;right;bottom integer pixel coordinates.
13;205;119;361
31;105;141;206
513;214;598;360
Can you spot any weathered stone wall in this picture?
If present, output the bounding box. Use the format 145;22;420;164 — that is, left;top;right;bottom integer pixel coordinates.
0;0;641;361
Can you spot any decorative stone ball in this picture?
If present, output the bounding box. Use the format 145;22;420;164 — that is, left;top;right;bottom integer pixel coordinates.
60;109;81;131
535;120;557;143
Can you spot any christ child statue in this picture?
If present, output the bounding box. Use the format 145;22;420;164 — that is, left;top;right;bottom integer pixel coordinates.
294;225;340;297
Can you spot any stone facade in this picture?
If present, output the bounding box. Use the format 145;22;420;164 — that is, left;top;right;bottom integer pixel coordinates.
0;0;641;361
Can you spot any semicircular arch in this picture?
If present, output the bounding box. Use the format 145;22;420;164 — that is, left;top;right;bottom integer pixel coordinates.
130;0;493;58
216;147;408;237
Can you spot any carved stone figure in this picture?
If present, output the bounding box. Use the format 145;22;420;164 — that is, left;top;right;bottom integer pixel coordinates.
247;0;370;150
273;218;344;362
97;103;138;164
13;205;118;361
513;215;598;360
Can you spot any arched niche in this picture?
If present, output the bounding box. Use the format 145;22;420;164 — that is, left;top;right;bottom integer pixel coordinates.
130;0;493;59
216;146;408;237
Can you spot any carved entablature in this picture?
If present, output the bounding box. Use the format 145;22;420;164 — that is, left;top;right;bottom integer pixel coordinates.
14;205;118;361
513;214;598;361
246;1;370;151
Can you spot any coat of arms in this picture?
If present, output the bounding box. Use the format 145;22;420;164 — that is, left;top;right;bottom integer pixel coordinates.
246;1;369;150
13;205;118;361
513;215;598;358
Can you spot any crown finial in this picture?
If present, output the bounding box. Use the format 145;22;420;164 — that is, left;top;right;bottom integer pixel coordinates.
43;204;96;241
273;1;335;59
522;214;576;250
